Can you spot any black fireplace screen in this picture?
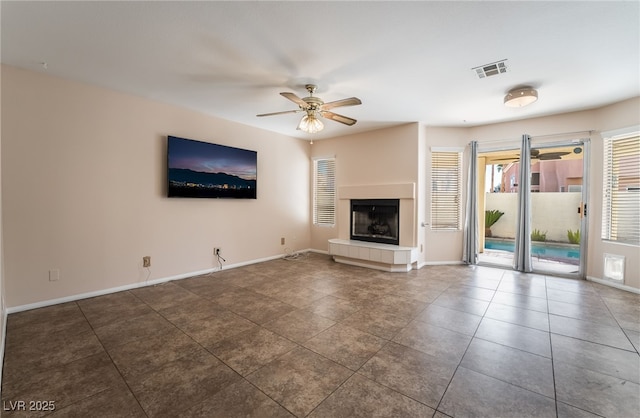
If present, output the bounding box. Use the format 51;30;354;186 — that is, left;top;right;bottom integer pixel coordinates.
350;199;399;245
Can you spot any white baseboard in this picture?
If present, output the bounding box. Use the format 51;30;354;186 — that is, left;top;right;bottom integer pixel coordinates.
6;252;298;315
3;251;480;314
422;260;466;266
308;248;329;255
414;260;464;269
586;275;640;294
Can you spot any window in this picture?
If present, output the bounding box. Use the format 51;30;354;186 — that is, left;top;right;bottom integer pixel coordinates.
431;151;462;230
531;172;540;186
602;132;640;245
313;158;336;226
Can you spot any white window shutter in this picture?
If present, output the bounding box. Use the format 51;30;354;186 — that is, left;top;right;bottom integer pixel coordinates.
431;151;462;230
602;133;640;245
314;158;336;226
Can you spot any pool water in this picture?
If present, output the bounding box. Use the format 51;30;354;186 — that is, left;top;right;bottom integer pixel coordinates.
484;239;580;260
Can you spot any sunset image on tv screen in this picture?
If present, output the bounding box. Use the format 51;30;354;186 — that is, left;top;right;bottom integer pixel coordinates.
167;136;257;198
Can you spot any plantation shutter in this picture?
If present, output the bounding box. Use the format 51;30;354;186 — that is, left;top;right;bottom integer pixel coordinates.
431;151;462;230
314;158;336;226
602;133;640;245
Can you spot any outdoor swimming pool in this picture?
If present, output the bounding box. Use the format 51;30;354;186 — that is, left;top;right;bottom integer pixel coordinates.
484;239;580;264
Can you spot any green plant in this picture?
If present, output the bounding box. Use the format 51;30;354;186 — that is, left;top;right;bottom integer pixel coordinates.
567;229;581;244
485;210;505;237
485;210;504;228
531;229;547;242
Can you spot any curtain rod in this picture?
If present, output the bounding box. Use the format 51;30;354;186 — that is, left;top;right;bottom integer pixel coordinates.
530;130;593;140
470;137;518;145
471;130;593;145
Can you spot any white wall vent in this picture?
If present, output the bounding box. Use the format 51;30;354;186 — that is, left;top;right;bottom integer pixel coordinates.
473;60;508;78
603;253;625;281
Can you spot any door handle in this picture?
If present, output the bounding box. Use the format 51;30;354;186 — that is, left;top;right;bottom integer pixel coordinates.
578;203;587;218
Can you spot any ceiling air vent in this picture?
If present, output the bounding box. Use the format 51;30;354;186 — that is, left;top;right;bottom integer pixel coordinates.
473;60;508;79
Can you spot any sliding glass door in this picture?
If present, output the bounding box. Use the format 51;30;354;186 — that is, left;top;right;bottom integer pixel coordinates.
529;139;588;277
477;146;521;268
475;138;589;278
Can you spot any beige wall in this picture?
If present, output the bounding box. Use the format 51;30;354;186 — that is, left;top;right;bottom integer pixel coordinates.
590;99;640;289
309;98;640;288
2;65;638;311
469;98;640;289
1;65;311;308
309;124;420;253
423;127;469;264
309;124;471;267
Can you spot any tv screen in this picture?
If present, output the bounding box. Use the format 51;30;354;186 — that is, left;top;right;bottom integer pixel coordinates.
167;135;257;199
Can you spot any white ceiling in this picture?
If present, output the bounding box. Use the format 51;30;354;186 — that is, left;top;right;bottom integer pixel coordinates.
2;1;638;140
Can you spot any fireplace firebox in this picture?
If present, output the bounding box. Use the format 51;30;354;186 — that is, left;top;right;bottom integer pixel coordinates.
350;199;399;245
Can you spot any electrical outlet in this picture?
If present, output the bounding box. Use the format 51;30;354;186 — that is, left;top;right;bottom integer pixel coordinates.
214;247;221;255
49;269;60;281
281;237;285;245
143;256;151;268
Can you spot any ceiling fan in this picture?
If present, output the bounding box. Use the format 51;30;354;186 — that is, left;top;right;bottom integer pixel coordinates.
491;149;572;162
534;150;571;160
257;84;362;133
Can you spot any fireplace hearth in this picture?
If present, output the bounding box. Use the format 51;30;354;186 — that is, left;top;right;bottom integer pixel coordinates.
350;199;399;245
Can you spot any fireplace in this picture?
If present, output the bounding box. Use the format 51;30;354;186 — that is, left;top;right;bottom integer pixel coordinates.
350;199;400;245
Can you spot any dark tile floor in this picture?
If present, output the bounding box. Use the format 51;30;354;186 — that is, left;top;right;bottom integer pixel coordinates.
2;253;639;417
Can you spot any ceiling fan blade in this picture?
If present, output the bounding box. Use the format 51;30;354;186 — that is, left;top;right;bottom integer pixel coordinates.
256;109;302;117
538;152;570;160
321;97;362;110
321;111;357;126
280;92;309;109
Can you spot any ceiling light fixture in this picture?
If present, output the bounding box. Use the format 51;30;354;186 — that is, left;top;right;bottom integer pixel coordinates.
504;86;538;108
298;112;324;133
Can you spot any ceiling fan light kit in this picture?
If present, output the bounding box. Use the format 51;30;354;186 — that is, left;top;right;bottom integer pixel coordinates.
258;84;361;134
298;113;324;133
504;87;538;108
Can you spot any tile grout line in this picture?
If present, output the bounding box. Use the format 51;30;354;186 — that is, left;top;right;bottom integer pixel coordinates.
75;299;151;418
107;285;272;416
173;268;376;416
544;275;560;418
544;276;613;418
432;269;571;414
5;257;636;417
430;267;505;415
303;283;450;416
154;281;307;414
148;278;302;417
294;273;454;415
592;284;640;356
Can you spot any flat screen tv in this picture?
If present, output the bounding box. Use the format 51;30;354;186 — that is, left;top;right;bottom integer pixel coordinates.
167;135;257;199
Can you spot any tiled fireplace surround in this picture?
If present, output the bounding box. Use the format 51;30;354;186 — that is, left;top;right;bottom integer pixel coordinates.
329;183;419;272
